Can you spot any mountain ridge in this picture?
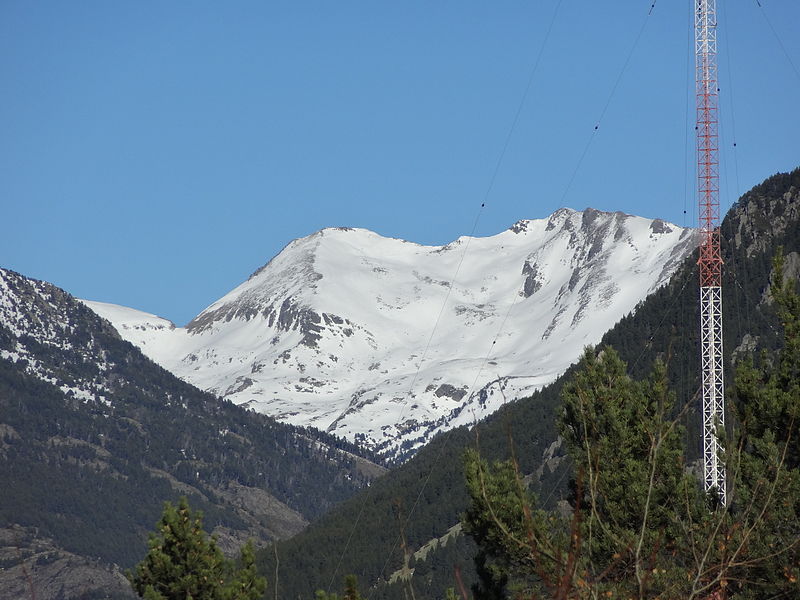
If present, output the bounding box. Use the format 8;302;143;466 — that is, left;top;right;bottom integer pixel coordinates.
85;207;698;459
0;266;384;598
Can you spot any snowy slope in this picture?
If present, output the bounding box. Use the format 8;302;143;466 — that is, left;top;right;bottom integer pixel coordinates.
83;208;698;458
1;268;119;404
78;301;177;344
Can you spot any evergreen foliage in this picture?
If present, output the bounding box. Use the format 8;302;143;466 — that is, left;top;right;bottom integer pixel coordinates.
0;268;381;570
314;574;363;600
560;352;693;537
463;351;702;597
127;497;266;600
724;250;800;596
461;253;800;598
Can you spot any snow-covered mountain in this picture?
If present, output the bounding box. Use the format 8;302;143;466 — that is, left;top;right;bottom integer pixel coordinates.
84;208;698;458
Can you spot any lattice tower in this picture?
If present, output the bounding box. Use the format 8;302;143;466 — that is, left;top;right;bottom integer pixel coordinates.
696;0;726;506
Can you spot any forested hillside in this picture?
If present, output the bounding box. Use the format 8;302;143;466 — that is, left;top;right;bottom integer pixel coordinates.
462;266;800;598
0;272;384;599
257;167;800;600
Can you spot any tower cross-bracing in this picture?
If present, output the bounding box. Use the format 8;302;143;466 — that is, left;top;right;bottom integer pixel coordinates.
695;0;726;506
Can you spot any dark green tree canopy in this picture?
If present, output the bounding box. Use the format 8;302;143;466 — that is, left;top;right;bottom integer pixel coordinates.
462;255;800;598
127;497;266;600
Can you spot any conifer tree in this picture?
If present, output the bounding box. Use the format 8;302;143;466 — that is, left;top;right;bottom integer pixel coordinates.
127;497;266;600
724;250;800;595
464;350;701;598
462;253;800;598
313;574;362;600
342;574;362;600
225;541;266;600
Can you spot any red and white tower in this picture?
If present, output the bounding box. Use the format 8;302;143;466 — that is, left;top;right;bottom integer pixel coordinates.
696;0;726;505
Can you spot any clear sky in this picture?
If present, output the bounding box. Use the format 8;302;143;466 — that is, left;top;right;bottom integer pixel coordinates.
3;1;799;326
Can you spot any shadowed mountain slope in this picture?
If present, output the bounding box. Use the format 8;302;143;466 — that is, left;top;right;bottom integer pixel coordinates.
0;270;383;599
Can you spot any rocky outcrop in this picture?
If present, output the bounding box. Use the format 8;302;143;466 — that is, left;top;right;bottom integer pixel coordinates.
0;526;135;600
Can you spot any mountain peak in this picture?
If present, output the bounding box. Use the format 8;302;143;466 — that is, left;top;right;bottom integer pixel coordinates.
85;211;698;459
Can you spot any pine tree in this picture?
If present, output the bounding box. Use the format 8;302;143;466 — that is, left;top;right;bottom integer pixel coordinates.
724;250;800;596
463;351;702;598
313;574;362;600
563;349;711;596
225;541;266;600
127;497;266;600
342;574;362;600
462;264;800;600
560;350;697;544
462;448;542;598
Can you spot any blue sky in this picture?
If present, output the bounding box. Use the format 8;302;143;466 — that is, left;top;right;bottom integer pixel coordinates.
3;1;799;325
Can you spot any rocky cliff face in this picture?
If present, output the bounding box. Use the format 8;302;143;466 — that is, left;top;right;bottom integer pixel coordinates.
0;526;135;600
85;208;698;460
731;175;800;259
724;168;800;355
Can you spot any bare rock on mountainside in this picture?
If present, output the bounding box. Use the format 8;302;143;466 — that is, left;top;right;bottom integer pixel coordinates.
0;526;135;600
212;481;309;549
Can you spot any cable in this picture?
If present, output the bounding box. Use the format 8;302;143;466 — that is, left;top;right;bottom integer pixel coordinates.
333;3;568;594
480;0;566;208
719;0;755;345
559;1;659;207
391;0;566;455
682;0;694;230
681;0;696;443
752;0;800;86
387;0;569;442
371;1;666;592
340;1;671;593
372;0;669;593
717;0;746;336
629;264;695;374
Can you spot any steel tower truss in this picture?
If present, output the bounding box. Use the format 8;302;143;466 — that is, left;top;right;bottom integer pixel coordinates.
696;0;726;506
